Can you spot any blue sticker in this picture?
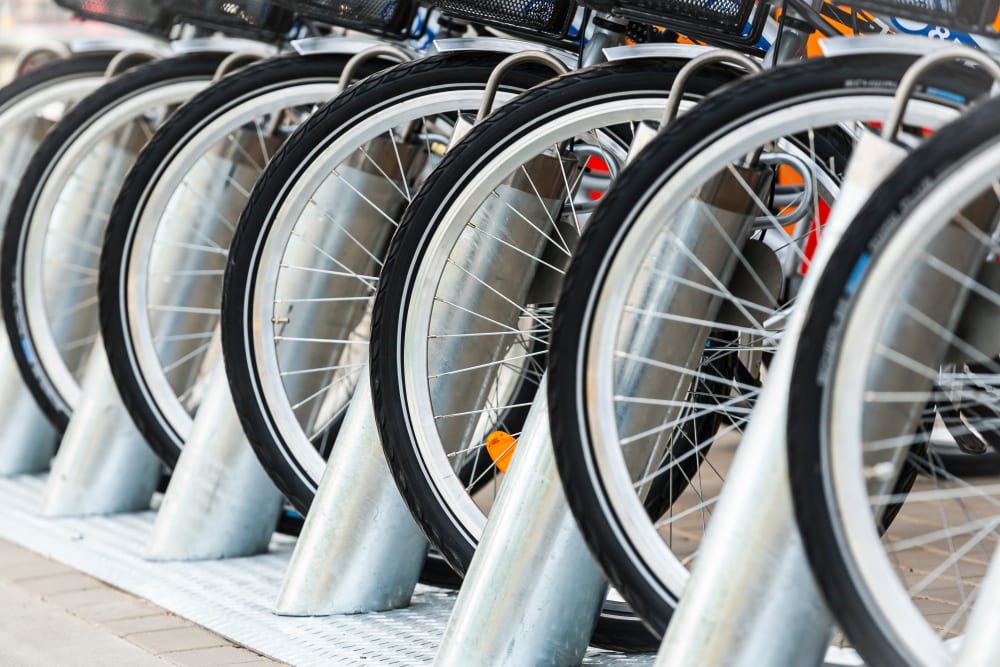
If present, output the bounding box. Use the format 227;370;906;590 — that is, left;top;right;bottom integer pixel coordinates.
845;253;870;296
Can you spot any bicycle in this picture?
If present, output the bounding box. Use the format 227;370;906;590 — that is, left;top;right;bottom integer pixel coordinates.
534;0;998;646
786;34;1000;666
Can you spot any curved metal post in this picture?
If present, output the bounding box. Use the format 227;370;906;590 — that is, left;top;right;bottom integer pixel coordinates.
436;378;608;667
146;355;282;561
276;373;428;615
655;126;911;667
42;339;162;516
0;329;60;475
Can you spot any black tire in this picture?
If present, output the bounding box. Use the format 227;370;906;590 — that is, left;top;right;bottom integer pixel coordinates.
1;53;227;431
369;58;741;653
222;52;559;591
223;51;555;515
546;54;989;640
787;85;1000;667
0;53;115;118
0;54;117;225
99;53;379;470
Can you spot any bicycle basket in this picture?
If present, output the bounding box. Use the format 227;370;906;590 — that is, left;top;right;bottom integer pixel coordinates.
273;0;416;37
425;0;575;39
590;0;766;45
165;0;296;39
848;0;1000;34
55;0;174;34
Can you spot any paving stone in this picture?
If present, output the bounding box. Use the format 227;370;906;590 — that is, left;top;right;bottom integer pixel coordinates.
73;598;164;623
0;579;168;666
0;540;38;566
2;557;75;581
127;626;230;653
163;646;266;666
0;539;278;664
44;586;134;610
103;614;193;636
16;572;102;596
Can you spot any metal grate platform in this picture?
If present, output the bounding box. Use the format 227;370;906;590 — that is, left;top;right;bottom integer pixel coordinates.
0;474;654;666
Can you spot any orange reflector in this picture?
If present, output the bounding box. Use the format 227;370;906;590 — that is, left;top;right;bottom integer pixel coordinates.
485;431;517;473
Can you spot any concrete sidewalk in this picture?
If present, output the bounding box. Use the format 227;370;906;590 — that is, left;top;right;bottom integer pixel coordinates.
0;539;283;666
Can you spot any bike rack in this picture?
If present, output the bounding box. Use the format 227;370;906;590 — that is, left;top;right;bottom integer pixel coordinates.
276;374;429;615
40;71;186;516
651;346;835;666
274;44;463;613
435;379;607;665
11;42;71;76
0;334;60;475
146;355;283;560
0;45;146;477
43;338;162;516
280;48;578;619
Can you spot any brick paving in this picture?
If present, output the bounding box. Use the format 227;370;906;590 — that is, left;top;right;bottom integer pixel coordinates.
0;539;283;666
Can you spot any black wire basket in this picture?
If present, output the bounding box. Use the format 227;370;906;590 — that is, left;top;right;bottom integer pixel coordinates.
425;0;576;39
165;0;297;39
584;0;767;47
273;0;417;37
849;0;1000;34
55;0;175;35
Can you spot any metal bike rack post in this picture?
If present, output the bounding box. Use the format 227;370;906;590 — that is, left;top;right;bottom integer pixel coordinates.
42;338;162;516
956;544;1000;666
651;164;879;667
11;42;71;77
652;350;835;666
146;355;283;560
436;378;608;666
276;373;428;615
0;330;60;475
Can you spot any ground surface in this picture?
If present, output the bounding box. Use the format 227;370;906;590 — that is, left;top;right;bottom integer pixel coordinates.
0;538;282;666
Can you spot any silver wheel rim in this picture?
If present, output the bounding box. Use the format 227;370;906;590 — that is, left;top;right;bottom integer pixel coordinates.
579;96;960;606
20;78;211;412
121;82;342;448
829;135;1000;666
401;99;664;539
247;88;511;488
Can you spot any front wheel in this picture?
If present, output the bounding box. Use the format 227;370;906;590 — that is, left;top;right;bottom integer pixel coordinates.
788;86;1000;667
1;53;225;430
220;52;559;589
98;53;381;470
369;58;740;652
547;54;986;641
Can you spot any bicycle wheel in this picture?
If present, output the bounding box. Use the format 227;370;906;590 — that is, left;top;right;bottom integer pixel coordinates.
221;52;558;588
546;53;987;639
0;54;117;227
99;53;385;469
1;53;226;430
788;89;1000;667
369;58;743;651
